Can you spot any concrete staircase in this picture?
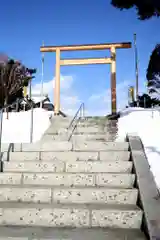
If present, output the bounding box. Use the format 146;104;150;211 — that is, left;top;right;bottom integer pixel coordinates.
0;116;146;239
72;117;118;142
41;116;72;141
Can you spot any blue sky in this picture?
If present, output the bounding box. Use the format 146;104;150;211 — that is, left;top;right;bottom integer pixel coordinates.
0;0;160;115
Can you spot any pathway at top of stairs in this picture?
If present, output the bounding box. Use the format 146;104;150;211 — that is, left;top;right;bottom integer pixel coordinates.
0;116;146;239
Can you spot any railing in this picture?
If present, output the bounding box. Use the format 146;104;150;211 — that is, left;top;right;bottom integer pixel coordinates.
0;143;14;172
67;103;85;141
0;98;34;156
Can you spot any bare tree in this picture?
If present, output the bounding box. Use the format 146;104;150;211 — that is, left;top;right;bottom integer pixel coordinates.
0;56;36;118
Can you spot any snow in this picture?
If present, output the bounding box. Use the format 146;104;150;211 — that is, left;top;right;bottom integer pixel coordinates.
1;108;52;143
117;107;160;189
1;105;160;190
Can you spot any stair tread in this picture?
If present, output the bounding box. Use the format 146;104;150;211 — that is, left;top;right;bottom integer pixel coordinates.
0;226;146;239
0;202;142;210
0;172;135;188
0;184;136;190
3;151;130;162
3;159;131;162
5;150;130;153
1;172;134;175
3;160;132;173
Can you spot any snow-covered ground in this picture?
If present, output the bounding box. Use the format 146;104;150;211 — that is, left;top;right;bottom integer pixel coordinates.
117;107;160;189
1;108;52;143
1;106;160;190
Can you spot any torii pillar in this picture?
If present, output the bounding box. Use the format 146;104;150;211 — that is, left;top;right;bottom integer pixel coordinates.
40;42;132;115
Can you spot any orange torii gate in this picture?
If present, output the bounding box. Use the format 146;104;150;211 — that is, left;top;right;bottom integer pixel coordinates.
40;42;132;115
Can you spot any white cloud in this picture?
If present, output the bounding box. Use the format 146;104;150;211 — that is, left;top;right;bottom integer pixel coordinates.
30;76;147;117
87;79;148;116
31;75;73;95
87;81;133;116
31;75;80;115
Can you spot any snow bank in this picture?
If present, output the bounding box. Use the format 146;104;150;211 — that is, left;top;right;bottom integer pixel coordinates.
117;107;160;189
1;108;52;143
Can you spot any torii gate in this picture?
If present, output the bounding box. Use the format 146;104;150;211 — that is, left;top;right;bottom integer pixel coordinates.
40;42;132;115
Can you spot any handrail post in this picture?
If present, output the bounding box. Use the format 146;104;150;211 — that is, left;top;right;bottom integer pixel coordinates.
82;103;84;119
30;105;33;143
0;109;4;155
80;106;82;119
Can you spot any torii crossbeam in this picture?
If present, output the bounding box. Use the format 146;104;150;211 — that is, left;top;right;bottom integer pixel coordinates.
40;42;132;115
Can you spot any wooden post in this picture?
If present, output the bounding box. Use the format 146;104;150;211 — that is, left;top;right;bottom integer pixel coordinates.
54;48;60;115
111;46;116;114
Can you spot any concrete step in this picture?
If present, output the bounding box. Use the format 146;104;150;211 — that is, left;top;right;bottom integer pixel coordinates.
64;161;132;173
77;120;118;130
2;151;130;162
78;119;108;124
73;141;129;151
0;202;143;228
73;132;117;136
1;141;129;152
75;127;105;134
51;122;70;127
51;116;73;122
0;226;146;239
45;127;68;135
73;133;107;137
42;134;118;142
1;142;72;152
44;118;71;132
81;117;108;122
52;187;138;205
0;172;135;188
3;161;65;173
0;186;138;204
41;134;68;141
77;123;102;127
3;160;132;173
71;134;117;141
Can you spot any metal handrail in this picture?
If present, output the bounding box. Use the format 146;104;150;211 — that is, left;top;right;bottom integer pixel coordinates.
67;103;84;130
0;143;14;172
0;98;34;156
67;103;85;141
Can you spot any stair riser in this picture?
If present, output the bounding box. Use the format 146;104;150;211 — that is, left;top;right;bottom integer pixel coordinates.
0;208;142;228
50;122;70;127
72;135;118;140
1;142;72;152
3;161;132;173
78;124;102;127
0;188;138;205
1;142;129;152
2;151;130;162
53;188;138;205
73;142;129;151
41;135;68;141
76;127;117;131
71;136;117;141
45;128;68;135
76;128;105;133
64;161;132;173
0;173;134;188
